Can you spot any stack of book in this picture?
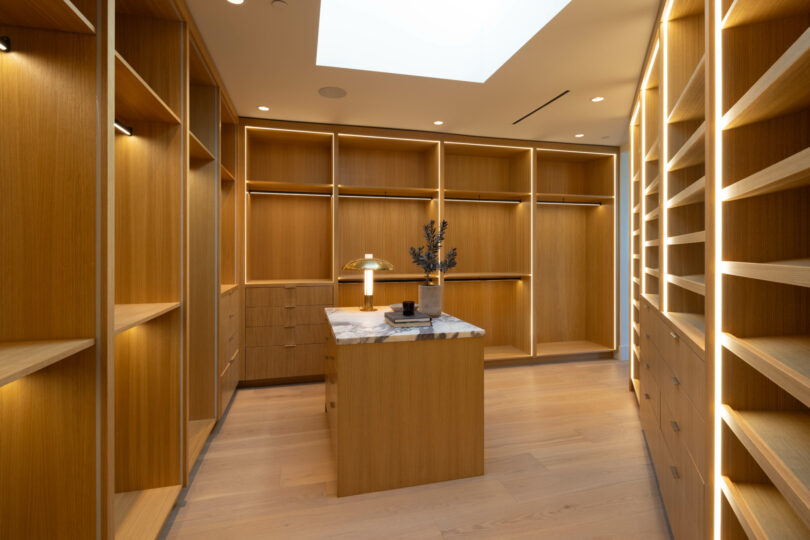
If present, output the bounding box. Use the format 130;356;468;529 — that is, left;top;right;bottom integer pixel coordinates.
384;310;431;328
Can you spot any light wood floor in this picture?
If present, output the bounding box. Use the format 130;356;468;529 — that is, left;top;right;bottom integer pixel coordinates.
163;360;671;539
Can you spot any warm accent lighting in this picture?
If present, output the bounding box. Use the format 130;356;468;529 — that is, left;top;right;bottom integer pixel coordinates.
591;96;604;102
257;105;270;111
433;120;444;126
316;0;572;83
0;36;10;52
574;134;584;138
342;254;394;311
114;120;133;136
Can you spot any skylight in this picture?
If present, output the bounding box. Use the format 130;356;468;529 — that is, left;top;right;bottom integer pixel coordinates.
316;0;572;83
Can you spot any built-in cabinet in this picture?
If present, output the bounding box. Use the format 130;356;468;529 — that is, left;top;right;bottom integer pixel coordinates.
240;121;618;382
630;0;810;537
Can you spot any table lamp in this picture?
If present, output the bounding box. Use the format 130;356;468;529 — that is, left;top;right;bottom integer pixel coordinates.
343;253;394;311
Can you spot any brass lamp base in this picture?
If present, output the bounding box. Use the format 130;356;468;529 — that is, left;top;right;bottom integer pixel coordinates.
361;294;375;311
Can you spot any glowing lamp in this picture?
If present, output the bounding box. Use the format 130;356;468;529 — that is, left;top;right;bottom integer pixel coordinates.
342;254;394;311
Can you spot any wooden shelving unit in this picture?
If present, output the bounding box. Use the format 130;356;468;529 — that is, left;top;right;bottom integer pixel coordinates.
0;0;96;34
721;476;808;539
115;303;181;334
631;114;643;388
0;339;95;388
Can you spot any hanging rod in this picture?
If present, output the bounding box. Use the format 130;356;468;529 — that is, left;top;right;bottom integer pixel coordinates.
444;198;521;204
338;193;433;201
248;191;331;197
536;200;601;207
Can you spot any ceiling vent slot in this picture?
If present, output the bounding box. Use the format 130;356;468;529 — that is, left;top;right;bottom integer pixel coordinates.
512;90;570;125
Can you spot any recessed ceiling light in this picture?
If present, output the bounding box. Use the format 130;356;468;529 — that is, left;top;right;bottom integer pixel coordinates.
226;0;244;4
257;105;270;111
591;96;604;102
318;86;347;99
316;0;572;83
271;0;287;6
575;134;584;138
433;120;444;126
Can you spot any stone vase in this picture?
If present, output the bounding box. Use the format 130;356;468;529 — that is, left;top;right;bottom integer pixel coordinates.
418;284;443;318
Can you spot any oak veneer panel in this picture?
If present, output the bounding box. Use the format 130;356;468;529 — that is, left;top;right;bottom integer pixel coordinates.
0;339;94;388
668;55;706;124
337;281;421;309
221;122;237;178
666;14;705;117
0;27;96;341
535;341;614;357
244;344;325;381
444;144;530;194
116;0;181;20
114;302;180;334
115;52;180;125
668;176;706;207
721;477;809;540
339;197;437;276
116;14;182;118
115;310;181;492
114;485;182;540
0;0;95;33
220;180;236;286
246;305;327;327
723;0;810;29
189;132;214;162
668;121;706;171
723;147;810;201
338;136;439;190
722;276;810;340
0;350;96;539
248;194;332;281
247;129;332;184
115;121;182;303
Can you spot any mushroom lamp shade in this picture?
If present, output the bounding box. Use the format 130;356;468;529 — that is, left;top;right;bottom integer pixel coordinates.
342;254;394;311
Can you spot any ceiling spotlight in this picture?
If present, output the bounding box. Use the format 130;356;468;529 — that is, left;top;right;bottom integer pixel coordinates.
591;96;604;102
433;120;444;126
226;0;244;4
114;120;133;136
575;134;584;138
318;86;347;99
0;36;10;53
257;105;270;111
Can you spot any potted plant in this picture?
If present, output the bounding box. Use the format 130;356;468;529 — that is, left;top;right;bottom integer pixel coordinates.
409;220;457;317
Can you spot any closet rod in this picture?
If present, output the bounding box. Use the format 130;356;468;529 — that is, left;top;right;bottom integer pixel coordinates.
536;200;601;207
248;191;331;197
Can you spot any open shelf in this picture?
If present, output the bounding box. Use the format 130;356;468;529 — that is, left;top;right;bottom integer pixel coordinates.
645;137;660;162
246;128;332;185
114;53;180;125
536;341;614;358
338;273;427;283
535;193;613;204
339;185;437;199
220;283;238;295
667;230;706;245
114;485;182;540
535;150;615;200
645;239;660;247
645;207;660;221
721;406;810;529
723;333;810;408
187;418;215;472
667;273;706;296
723;28;810;130
722;0;809;29
484;345;531;363
665;311;706;347
0;0;95;34
246;279;334;287
633;203;641;213
723;147;810;201
0;339;94;388
444;143;531;195
633;171;641;183
668;176;706;207
667;121;706;171
247;181;333;195
114;303;181;335
338;135;439;191
644;175;660;195
668;55;706;124
444;272;529;281
643;293;660;309
645;267;660;278
189;131;214;162
446;189;529;202
722;259;810;288
721;477;808;539
221;164;235;181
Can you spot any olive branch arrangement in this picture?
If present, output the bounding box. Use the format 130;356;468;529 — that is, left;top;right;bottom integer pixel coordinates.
409;220;457;286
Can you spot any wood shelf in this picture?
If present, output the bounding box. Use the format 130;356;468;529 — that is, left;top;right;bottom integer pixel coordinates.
187;418;214;472
722;0;809;29
633;276;641;286
484;345;530;362
633;229;641;237
114;485;182;540
0;339;94;388
340;185;438;199
667;121;706;171
645;207;660;221
721;477;809;539
220;283;238;295
721;406;810;530
644;175;660;195
633;322;641;336
444;272;529;281
668;55;706;124
645;239;660;247
221;164;235;182
247;181;333;195
189;131;214;162
669;0;704;19
633;299;640;310
114;53;180;125
633;171;641;183
536;340;614;358
645;267;660;278
114;303;181;335
668;176;706;208
633;254;640;260
645;137;660;162
667;230;706;245
0;0;95;34
245;279;333;287
723;147;810;202
723;28;810;130
444;189;530;202
665;311;706;347
722;259;810;288
667;273;706;296
633;203;641;213
534;193;614;204
722;333;810;408
643;293;660;309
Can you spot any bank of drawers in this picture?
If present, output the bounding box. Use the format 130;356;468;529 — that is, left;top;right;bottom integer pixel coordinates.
638;298;707;539
219;287;240;374
244;284;332;381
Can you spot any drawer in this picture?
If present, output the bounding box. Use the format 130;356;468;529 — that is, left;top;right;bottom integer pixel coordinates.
659;360;707;480
244;344;326;380
219;356;240;415
246;285;333;307
639;360;660;432
659;321;707;416
245;305;327;327
647;422;683;539
245;324;328;347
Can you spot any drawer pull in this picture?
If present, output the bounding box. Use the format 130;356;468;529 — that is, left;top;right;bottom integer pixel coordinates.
284;344;296;348
284;305;296;309
671;376;680;386
284;324;295;329
329;401;335;409
670;421;680;432
670;466;680;480
644;393;650;400
284;285;295;290
669;331;679;340
325;355;334;361
645;363;650;369
645;333;651;339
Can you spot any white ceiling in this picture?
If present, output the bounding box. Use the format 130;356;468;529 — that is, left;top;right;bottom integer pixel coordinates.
188;0;659;146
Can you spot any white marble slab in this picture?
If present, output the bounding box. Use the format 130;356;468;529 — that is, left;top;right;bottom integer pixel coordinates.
325;307;485;345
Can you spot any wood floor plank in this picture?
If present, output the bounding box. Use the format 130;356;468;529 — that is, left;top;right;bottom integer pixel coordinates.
163;360;669;539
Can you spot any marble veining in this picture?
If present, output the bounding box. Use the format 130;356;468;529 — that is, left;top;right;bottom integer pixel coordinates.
325;307;485;345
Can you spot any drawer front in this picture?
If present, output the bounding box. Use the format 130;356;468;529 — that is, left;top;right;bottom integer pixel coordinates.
219;358;240;414
659;358;707;480
295;285;333;305
647;422;683;540
244;344;326;380
245;305;327;327
639;360;660;431
245;324;328;347
246;285;333;307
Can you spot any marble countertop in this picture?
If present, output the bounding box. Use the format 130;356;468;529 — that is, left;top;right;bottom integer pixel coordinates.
325;307;485;345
